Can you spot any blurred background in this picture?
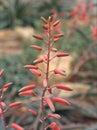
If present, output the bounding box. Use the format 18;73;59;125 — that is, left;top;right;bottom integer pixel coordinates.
0;0;97;130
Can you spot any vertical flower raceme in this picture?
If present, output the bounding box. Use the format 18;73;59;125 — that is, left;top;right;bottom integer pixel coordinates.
18;16;72;130
0;70;22;129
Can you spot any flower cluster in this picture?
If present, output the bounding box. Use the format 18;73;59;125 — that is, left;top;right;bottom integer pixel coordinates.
0;70;24;130
18;16;72;130
69;0;93;22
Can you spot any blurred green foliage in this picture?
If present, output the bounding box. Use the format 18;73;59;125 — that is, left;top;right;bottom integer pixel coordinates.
0;0;63;29
0;0;37;29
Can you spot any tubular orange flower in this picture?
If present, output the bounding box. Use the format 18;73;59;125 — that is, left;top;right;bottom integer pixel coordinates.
19;84;36;92
45;97;55;112
41;16;48;24
55;84;72;91
33;58;44;64
33;35;43;40
0;69;4;77
31;45;42;50
0;108;3;115
54;69;66;76
52;97;70;105
48;114;61;119
9;102;21;108
53;20;60;27
0;102;6;107
10;123;24;130
29;69;41;76
24;65;38;69
19;90;35;96
54;33;64;38
50;122;60;130
54;37;59;43
56;53;69;57
2;88;8;93
48;16;53;22
3;82;13;88
50;48;57;52
28;109;37;116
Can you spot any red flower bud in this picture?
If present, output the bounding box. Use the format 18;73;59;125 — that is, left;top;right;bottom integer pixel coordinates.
0;102;6;107
88;4;93;10
48;114;61;119
48;16;53;22
56;53;69;57
43;25;48;30
9;102;21;108
52;97;70;105
41;16;48;24
54;69;66;76
54;37;59;43
0;69;4;77
10;123;24;130
31;45;42;50
24;65;38;69
55;84;72;91
0;108;3;115
28;109;37;116
33;35;43;40
33;58;44;64
48;87;52;94
53;20;60;27
19;90;35;96
54;33;64;38
29;69;41;76
45;97;55;112
50;48;57;52
50;122;60;130
2;88;8;93
3;82;13;88
19;84;36;92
